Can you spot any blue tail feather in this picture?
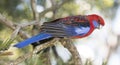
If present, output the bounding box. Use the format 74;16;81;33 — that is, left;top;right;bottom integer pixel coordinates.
14;33;52;48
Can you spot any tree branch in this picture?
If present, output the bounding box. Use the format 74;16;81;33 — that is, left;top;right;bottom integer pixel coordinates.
0;13;30;39
33;38;59;54
60;38;83;65
31;0;39;22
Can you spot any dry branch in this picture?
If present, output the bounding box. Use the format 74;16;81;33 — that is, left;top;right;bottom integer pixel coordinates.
31;0;39;22
0;13;30;39
60;38;83;65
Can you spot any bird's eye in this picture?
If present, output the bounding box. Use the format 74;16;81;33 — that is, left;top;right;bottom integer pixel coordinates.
98;19;100;24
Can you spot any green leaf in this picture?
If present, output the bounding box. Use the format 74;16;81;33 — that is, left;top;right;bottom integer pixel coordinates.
0;38;14;51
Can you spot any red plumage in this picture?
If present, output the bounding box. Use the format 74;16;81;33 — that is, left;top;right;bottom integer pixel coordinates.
57;14;105;38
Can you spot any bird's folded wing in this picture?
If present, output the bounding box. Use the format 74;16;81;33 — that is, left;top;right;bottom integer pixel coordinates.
41;22;69;37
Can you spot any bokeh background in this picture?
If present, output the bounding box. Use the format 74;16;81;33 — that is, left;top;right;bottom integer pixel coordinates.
0;0;120;65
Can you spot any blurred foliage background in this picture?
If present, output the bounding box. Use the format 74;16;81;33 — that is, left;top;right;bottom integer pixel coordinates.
0;0;120;65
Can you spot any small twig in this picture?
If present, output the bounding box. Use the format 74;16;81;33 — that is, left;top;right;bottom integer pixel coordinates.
0;13;30;39
40;50;51;65
39;0;70;19
10;26;21;40
31;0;41;35
0;13;15;30
15;21;38;28
0;51;13;56
10;52;33;65
31;0;39;22
60;38;83;65
50;0;57;19
33;38;59;54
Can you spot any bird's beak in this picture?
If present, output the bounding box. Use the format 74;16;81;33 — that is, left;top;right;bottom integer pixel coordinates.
97;25;103;29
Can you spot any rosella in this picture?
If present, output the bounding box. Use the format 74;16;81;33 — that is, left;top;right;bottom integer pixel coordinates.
14;14;105;48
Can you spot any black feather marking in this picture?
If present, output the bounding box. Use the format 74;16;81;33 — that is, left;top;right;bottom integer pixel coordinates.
72;22;90;27
41;21;69;37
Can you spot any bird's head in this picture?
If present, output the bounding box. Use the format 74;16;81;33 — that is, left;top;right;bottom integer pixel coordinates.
87;14;105;29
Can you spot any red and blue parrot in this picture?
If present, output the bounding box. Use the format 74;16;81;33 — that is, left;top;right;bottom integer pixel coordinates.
14;14;105;48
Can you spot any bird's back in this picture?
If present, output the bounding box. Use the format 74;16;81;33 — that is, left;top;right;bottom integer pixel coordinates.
40;15;91;38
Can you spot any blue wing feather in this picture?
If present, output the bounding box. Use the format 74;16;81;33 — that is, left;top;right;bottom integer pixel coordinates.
14;33;52;48
65;25;90;36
